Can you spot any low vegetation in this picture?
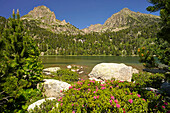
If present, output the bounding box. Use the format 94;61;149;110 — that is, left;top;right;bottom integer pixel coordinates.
30;78;169;113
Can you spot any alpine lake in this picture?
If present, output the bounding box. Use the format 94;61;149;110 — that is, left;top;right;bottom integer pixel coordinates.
40;56;144;79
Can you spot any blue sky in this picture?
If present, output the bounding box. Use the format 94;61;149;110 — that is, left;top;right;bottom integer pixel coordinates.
0;0;159;29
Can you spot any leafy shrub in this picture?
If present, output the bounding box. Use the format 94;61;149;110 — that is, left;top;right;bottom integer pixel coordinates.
31;79;169;112
0;11;43;112
138;47;158;68
132;72;165;89
50;69;79;83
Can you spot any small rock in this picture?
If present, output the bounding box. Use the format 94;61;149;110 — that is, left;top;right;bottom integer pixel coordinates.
67;65;72;69
71;69;76;72
79;71;84;74
43;67;61;73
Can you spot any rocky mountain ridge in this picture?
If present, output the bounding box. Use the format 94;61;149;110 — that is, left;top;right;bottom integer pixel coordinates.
21;5;81;35
82;8;160;33
0;6;160;35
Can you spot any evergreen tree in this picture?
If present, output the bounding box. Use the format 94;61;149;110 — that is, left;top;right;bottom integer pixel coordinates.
0;10;43;112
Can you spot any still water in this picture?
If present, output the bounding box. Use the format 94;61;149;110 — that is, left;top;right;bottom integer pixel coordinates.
40;56;143;73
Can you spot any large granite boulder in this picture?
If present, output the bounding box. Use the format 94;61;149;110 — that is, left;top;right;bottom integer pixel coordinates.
27;97;56;112
88;63;139;82
40;79;71;98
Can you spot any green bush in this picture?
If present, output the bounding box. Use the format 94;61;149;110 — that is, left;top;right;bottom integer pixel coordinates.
31;79;169;113
132;72;165;89
50;69;79;83
0;11;43;112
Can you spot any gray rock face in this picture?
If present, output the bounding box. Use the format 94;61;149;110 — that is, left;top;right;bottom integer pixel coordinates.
27;97;56;112
161;82;170;96
88;63;139;82
41;79;71;98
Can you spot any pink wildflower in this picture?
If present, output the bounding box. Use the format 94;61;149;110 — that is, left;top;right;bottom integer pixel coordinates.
74;88;76;90
114;99;118;103
58;99;60;101
111;96;114;100
116;104;120;108
97;95;99;99
72;111;75;113
164;102;168;105
128;99;133;103
101;87;106;90
94;96;96;99
60;97;62;99
116;85;119;87
60;90;62;92
100;84;104;86
96;88;98;92
162;106;165;109
88;84;90;86
69;86;73;89
72;104;74;106
142;99;146;101
107;83;110;85
88;89;90;91
82;105;84;107
110;86;113;88
109;99;112;104
61;103;63;106
137;94;141;98
93;91;96;93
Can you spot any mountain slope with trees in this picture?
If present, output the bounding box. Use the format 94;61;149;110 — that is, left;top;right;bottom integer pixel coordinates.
0;6;161;56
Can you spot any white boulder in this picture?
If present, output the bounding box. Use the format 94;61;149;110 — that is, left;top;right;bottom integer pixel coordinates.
27;97;56;112
88;63;139;82
42;79;71;98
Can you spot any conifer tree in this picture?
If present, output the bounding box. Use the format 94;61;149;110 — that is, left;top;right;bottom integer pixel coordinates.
0;9;43;112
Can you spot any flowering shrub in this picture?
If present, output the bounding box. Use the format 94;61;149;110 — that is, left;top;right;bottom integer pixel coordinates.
31;79;169;113
132;72;165;88
138;47;158;68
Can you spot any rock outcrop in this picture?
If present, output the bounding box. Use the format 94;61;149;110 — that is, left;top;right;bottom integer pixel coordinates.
43;67;61;75
161;82;170;96
27;97;56;112
39;79;71;98
21;5;81;35
88;63;139;82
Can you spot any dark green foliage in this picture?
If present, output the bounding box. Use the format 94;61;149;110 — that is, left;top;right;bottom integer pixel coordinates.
0;11;43;112
51;69;79;83
32;23;160;56
132;72;165;89
138;0;170;71
147;0;170;43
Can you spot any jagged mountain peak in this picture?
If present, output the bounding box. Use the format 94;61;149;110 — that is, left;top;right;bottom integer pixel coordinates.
120;8;131;12
82;8;160;33
21;5;81;35
22;5;56;24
